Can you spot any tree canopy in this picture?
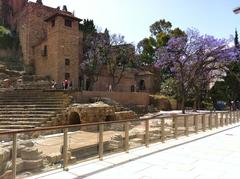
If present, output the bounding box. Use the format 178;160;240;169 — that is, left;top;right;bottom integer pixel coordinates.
137;19;185;65
155;28;238;113
80;19;97;34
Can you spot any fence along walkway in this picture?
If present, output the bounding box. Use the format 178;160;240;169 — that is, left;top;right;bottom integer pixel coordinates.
0;110;239;179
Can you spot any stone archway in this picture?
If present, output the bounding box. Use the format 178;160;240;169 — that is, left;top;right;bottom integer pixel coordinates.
68;112;81;125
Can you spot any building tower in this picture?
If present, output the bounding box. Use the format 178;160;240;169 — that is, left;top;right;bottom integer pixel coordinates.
44;12;81;89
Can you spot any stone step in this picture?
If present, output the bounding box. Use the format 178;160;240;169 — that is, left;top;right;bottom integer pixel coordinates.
0;90;69;129
0;95;66;98
0;114;55;118
0;101;65;104
0;97;67;101
0;121;42;125
2;91;65;96
0;107;65;111
0;118;52;121
0;104;65;107
0;111;56;114
0;125;35;129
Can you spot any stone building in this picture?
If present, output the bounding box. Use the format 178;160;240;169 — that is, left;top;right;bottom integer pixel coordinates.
34;12;82;89
12;1;82;89
0;0;27;28
1;0;154;92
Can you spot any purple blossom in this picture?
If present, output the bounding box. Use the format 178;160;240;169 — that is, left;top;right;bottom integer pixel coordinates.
155;28;240;113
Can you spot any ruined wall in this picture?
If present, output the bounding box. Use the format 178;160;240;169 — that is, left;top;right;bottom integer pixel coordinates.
0;0;27;28
91;67;154;93
0;49;17;57
93;70;137;92
135;74;155;93
18;3;57;72
70;91;150;106
33;40;49;77
0;0;11;26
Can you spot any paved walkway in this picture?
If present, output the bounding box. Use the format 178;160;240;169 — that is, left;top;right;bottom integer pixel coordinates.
28;124;240;179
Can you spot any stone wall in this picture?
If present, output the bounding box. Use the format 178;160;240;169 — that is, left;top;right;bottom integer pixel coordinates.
17;2;72;72
0;140;43;179
67;103;116;124
68;91;150;106
93;73;136;92
0;49;17;57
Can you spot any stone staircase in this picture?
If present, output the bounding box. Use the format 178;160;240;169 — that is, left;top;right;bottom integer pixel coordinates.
0;89;70;130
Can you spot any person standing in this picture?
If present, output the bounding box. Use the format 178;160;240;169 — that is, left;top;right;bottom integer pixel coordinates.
64;79;68;90
108;84;112;92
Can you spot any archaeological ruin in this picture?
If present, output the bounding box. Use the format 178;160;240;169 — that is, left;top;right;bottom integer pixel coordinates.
0;1;176;178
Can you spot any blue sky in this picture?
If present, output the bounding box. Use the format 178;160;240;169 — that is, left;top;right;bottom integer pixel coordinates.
37;0;240;45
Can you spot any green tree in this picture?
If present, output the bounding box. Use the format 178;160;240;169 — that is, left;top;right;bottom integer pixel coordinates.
137;19;185;65
160;77;177;97
80;19;96;34
137;19;185;93
0;26;19;50
235;29;239;48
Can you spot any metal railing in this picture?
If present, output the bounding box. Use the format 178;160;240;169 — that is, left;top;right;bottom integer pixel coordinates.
0;110;239;179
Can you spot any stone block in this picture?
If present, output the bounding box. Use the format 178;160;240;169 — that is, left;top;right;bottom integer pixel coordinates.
0;148;10;175
19;140;34;148
45;152;61;164
0;148;10;164
22;159;43;171
0;170;12;179
21;147;41;160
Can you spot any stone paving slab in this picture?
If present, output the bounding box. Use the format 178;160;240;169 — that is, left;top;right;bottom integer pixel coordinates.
28;123;240;179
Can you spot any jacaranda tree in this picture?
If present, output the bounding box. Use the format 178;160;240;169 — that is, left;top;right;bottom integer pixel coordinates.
155;28;238;113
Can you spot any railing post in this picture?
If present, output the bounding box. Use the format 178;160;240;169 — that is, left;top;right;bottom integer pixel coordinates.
12;133;17;179
145;119;149;147
209;113;212;130
63;128;68;171
230;111;232;124
235;111;237;123
232;111;235;123
232;111;234;124
124;122;129;152
173;115;178;139
194;115;198;133
161;118;165;143
184;115;189;136
202;114;206;132
226;112;229;125
220;113;224;127
238;111;240;122
215;113;218;128
99;124;104;160
234;111;236;123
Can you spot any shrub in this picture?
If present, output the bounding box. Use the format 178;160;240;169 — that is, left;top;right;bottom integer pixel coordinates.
149;95;174;111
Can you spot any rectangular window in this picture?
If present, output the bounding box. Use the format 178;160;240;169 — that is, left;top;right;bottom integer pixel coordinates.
65;73;70;79
41;45;47;56
65;59;70;66
64;19;72;27
51;19;55;27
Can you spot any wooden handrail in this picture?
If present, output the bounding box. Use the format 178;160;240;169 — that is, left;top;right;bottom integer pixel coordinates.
0;110;238;179
0;111;234;136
